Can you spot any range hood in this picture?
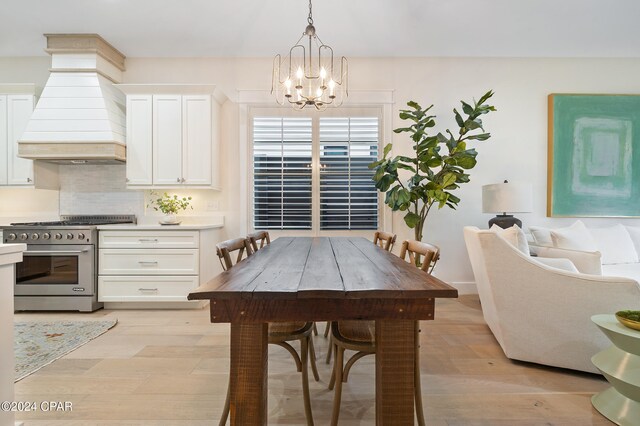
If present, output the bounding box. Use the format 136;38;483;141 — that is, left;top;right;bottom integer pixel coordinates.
18;34;127;164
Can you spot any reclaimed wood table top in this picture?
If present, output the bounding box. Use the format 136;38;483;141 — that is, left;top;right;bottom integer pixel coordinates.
188;236;458;302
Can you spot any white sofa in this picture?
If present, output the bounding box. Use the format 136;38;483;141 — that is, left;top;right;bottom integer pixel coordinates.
464;226;640;374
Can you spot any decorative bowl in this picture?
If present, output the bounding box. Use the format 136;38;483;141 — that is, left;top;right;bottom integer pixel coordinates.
615;311;640;331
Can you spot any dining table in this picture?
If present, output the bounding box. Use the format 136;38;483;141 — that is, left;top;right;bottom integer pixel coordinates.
188;236;458;425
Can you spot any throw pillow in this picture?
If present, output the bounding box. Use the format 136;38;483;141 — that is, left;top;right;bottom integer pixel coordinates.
549;220;597;251
529;226;553;246
590;224;638;264
490;224;529;255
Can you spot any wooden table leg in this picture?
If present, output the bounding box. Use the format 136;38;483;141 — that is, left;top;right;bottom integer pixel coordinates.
229;323;268;426
375;319;415;425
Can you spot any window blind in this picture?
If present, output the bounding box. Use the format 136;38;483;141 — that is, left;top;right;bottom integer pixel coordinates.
319;117;379;230
253;117;312;229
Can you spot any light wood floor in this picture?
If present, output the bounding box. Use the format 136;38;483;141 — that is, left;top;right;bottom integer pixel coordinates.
14;295;612;425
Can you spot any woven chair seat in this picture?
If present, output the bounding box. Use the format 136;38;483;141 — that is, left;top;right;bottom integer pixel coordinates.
337;320;375;343
268;321;308;336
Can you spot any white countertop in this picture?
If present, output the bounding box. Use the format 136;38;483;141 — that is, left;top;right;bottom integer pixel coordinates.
0;243;26;266
97;223;223;230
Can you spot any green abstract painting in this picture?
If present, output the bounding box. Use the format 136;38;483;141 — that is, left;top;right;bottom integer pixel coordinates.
548;94;640;217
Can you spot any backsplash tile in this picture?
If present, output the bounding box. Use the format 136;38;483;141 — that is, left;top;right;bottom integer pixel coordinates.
58;164;144;216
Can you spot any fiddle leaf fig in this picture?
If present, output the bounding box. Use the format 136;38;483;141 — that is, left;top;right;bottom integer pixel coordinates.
370;90;496;244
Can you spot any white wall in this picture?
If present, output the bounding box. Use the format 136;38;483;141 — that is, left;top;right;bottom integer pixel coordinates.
2;56;640;287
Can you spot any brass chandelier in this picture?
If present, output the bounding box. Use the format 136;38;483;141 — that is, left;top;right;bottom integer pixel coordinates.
271;0;348;110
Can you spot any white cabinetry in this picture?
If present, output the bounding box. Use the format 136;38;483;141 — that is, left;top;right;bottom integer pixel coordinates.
0;91;34;186
98;228;220;306
125;95;153;185
7;94;35;185
0;85;58;189
116;85;226;189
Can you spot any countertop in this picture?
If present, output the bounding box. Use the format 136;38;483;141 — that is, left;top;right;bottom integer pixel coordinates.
97;217;224;231
0;243;26;266
97;223;223;230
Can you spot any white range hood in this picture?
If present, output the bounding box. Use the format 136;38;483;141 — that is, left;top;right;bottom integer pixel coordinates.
18;34;127;164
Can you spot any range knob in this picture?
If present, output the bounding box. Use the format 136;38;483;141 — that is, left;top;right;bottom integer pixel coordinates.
42;232;51;240
31;233;39;240
54;233;62;240
66;233;74;240
19;233;28;240
78;233;85;240
7;233;16;241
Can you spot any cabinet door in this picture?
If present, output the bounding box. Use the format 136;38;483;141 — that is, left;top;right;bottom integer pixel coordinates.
0;96;7;185
126;95;153;185
152;95;182;185
7;95;34;185
182;95;212;185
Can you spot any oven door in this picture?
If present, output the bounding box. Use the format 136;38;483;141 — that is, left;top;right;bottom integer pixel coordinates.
15;245;95;296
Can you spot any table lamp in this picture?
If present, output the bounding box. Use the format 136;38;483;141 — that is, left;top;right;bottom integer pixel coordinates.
482;180;533;229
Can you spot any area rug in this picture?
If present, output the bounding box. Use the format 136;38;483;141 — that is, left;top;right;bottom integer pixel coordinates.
14;319;117;382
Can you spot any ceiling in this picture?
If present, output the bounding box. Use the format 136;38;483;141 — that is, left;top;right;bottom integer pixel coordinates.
1;0;639;58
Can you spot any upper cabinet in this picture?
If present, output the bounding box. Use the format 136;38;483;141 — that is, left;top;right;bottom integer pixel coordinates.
116;85;226;189
0;92;33;186
0;85;58;190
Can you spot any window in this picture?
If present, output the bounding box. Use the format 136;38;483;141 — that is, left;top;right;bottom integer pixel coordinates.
320;118;379;230
252;114;380;232
253;117;312;230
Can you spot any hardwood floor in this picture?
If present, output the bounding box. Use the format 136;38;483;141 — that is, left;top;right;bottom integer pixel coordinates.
14;295;612;425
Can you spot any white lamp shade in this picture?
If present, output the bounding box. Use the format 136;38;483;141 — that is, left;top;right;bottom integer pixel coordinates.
482;182;533;214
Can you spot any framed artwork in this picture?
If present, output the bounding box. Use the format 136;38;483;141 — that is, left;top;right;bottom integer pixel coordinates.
548;94;640;217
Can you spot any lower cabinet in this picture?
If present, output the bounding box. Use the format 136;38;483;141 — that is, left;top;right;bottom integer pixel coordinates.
98;275;199;302
98;229;219;306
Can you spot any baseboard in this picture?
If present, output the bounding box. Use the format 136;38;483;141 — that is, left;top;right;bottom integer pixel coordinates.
451;281;477;295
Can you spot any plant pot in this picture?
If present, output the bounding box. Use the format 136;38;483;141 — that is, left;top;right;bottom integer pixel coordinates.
160;213;179;225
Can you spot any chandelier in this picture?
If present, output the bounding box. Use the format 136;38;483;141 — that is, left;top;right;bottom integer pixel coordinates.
272;0;348;110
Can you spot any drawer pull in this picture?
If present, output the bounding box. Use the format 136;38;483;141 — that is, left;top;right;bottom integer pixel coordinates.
138;288;159;292
138;261;159;265
138;239;159;243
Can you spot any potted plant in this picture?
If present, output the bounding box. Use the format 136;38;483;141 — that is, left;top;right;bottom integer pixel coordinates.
370;91;496;262
148;191;193;225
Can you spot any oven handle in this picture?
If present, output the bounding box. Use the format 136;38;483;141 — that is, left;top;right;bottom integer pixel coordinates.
26;249;91;255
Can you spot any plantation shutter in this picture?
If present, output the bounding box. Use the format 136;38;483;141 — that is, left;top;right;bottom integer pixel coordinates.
319;117;379;230
253;117;313;229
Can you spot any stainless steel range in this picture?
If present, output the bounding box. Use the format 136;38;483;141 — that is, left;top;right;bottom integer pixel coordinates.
2;215;136;312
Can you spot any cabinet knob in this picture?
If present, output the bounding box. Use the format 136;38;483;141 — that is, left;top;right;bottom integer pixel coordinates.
177;177;181;183
181;178;186;183
26;178;32;183
126;178;130;183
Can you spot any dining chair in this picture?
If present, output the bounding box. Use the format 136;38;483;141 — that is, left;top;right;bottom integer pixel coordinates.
216;237;254;271
216;236;319;426
247;230;271;252
327;240;439;426
373;230;397;251
400;239;440;273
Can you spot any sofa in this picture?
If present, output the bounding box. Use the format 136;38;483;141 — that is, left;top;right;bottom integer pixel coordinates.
464;225;640;374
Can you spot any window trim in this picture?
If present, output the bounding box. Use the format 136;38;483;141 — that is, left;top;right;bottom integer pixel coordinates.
238;90;395;237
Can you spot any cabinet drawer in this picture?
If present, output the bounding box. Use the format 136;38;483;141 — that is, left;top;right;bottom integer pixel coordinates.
99;231;199;249
98;275;198;302
99;249;199;275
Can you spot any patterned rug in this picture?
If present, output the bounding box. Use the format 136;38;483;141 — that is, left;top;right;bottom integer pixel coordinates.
14;319;118;382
